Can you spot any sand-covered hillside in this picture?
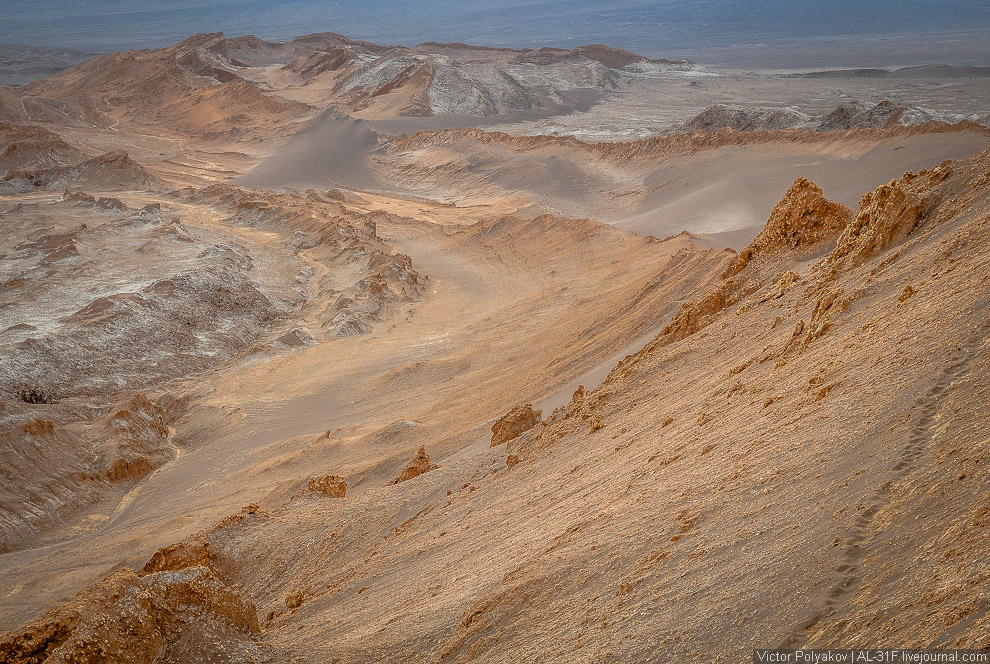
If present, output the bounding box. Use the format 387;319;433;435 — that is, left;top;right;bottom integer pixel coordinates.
1;28;988;664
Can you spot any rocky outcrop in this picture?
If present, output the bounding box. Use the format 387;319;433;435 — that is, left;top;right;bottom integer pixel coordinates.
57;189;97;205
0;567;274;664
389;446;438;484
0;122;84;177
4;150;159;191
679;104;806;133
647;177;850;348
307;475;347;497
143;534;215;575
324;252;423;338
826;164;947;270
491;404;542;447
726;177;853;276
816;100;933;131
173;186;425;339
95;394;173;484
96;196;127;211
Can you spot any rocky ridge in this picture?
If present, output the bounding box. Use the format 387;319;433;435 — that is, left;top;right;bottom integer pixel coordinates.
0;122;84;178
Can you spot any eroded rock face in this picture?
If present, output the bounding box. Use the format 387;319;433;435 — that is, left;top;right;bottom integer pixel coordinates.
95;393;173;484
0;122;84;178
307;475;347;497
679;104;806;133
654;177;850;347
3;150;159;191
816;100;933;131
171;186;426;340
0;240;277;398
0;567;274;664
0;393;177;553
491;403;542;447
728;177;853;275
143;535;215;575
827;165;946;270
389;446;438;484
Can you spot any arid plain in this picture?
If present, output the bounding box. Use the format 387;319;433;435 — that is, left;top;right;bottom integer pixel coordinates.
0;32;989;663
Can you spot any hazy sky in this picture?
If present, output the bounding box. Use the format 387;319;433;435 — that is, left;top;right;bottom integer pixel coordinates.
1;0;989;65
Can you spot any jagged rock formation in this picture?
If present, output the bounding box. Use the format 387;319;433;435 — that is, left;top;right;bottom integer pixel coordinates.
389;446;438;484
3;150;159;191
170;185;425;338
826;162;950;271
679;104;807;132
626;177;851;354
727;177;854;274
0;122;84;178
307;475;347;497
0;566;273;663
491;404;542;447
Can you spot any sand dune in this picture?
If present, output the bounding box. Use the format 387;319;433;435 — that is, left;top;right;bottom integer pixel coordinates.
617;130;990;245
236;108;383;190
373;123;990;247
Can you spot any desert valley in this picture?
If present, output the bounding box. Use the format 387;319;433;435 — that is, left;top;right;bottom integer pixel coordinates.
0;21;988;664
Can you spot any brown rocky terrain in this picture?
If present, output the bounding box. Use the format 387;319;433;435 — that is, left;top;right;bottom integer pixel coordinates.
0;28;988;664
490;403;541;447
678;99;937;134
0;124;84;178
3;150;159;192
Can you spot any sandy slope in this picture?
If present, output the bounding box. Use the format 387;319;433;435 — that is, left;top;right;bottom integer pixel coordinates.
236;108;383;191
0;188;729;633
379;124;990;248
7;149;986;663
617;130;990;244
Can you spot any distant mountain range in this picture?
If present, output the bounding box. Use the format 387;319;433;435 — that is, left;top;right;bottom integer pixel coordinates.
1;0;989;65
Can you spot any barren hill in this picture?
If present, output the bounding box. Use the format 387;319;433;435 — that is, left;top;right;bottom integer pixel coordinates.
5;147;987;662
0;123;84;177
